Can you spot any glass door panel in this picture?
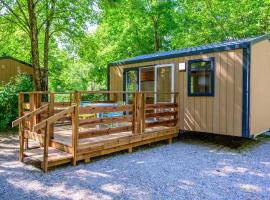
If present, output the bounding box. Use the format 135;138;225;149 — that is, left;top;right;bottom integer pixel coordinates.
155;65;174;103
140;67;155;104
124;69;138;104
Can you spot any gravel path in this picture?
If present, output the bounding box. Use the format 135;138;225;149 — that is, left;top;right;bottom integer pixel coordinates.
0;134;270;200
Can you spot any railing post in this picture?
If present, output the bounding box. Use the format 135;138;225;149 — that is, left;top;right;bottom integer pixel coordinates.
43;121;49;172
18;93;24;161
49;92;55;139
74;91;81;106
72;91;80;166
133;92;145;134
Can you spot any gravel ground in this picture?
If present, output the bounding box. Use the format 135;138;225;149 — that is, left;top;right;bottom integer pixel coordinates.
0;133;270;200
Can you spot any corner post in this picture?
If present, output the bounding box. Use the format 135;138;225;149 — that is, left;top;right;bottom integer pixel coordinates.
133;92;145;134
43;121;50;173
18;93;24;161
72;91;80;166
49;92;55;139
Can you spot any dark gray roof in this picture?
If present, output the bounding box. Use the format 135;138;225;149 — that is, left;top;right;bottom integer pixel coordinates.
109;35;268;66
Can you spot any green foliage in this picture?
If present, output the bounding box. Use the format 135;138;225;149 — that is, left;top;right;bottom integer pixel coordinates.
0;74;33;131
1;0;270;93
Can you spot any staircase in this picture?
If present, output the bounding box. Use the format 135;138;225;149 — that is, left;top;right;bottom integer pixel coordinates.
12;104;77;172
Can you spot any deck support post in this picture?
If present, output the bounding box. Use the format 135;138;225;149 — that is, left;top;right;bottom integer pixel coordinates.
72;91;80;166
49;93;55;139
18;93;24;161
133;92;145;134
168;138;173;144
128;147;133;153
84;158;91;163
43;121;50;173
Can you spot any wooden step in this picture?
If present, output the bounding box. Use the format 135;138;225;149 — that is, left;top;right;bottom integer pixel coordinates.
24;147;73;168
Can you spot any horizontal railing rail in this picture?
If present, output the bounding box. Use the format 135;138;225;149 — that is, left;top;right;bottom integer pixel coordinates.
12;103;49;127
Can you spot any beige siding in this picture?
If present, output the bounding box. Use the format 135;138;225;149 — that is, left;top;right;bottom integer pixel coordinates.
0;58;33;85
109;66;123;91
250;39;270;135
110;48;244;136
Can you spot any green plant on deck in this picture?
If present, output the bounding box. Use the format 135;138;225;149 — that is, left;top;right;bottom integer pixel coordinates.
0;73;33;131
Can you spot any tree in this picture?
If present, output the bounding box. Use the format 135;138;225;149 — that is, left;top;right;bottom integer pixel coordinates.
0;0;95;91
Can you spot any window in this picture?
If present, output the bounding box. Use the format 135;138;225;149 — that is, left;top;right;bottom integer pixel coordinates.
188;57;215;96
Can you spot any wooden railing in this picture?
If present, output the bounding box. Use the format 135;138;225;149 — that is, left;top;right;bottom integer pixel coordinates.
13;91;179;170
12;103;49;161
33;105;77;171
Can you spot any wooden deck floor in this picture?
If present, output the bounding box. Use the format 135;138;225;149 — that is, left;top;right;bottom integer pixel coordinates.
54;125;177;146
51;125;178;162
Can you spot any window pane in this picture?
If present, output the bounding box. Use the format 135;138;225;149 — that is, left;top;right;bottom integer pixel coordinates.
191;61;211;70
188;59;214;96
191;71;211;94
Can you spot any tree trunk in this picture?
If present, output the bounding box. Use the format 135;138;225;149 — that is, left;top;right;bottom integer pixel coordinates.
153;18;160;51
27;0;41;90
42;0;56;91
43;20;50;91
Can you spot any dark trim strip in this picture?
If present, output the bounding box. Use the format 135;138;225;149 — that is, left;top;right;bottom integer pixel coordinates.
107;64;110;91
109;35;268;67
187;57;215;97
109;44;246;66
0;56;32;67
242;46;251;138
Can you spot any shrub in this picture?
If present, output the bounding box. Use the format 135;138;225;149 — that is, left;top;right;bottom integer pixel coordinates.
0;73;33;131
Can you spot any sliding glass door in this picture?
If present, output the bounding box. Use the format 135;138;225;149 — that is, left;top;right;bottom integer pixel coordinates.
124;64;174;104
155;64;174;103
124;69;138;104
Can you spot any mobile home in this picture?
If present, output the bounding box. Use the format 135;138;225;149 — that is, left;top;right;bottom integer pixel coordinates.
0;56;33;85
108;35;270;138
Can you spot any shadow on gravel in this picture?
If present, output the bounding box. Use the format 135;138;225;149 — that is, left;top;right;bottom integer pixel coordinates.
178;131;270;152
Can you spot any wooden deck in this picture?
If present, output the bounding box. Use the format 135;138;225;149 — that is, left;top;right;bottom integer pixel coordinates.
13;91;179;172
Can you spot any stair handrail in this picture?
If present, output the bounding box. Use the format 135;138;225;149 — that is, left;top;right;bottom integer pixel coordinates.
12;103;49;127
32;105;76;172
33;105;76;132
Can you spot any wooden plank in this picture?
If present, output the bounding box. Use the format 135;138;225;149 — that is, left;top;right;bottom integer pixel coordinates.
19;93;24;161
145;119;178;128
24;147;72;163
43;121;49;172
145;111;177;118
194;97;201;131
213;52;221;134
33;106;75;132
177;59;184;129
77;132;178;161
79;105;132;114
220;51;228;134
79;126;133;139
234;49;243;136
72;106;79;166
227;50;235;135
201;97;207;132
79;115;133;126
145;103;177;110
